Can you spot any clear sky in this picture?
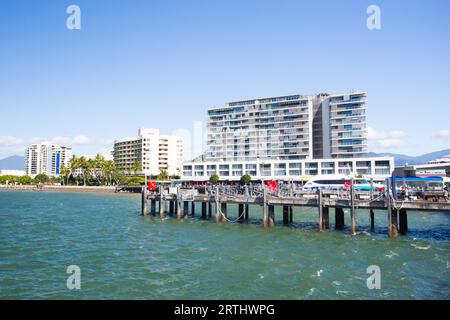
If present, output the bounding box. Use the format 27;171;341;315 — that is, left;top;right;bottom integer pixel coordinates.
1;0;449;160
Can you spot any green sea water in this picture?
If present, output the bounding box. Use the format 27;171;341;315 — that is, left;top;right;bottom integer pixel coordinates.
0;191;449;299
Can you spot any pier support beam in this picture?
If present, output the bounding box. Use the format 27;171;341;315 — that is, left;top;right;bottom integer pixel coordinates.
335;208;345;230
150;199;156;216
183;201;189;220
283;205;290;225
208;202;212;219
191;202;195;218
201;202;207;219
141;188;147;216
238;204;245;223
370;209;375;231
399;209;408;235
268;205;275;227
245;204;249;222
221;202;227;224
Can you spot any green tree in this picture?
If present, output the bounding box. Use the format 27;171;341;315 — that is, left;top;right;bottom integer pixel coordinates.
18;175;33;185
240;174;252;185
209;174;220;185
157;168;169;181
60;165;70;185
132;160;142;176
34;174;50;184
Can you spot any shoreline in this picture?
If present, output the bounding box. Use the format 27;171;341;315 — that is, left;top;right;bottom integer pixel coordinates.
0;185;122;194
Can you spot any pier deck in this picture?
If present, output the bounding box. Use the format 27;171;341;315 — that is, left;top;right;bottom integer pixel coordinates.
140;183;450;238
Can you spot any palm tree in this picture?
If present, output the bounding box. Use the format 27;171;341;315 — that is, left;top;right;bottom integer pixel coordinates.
132;160;142;176
60;165;70;185
157;168;169;181
69;155;80;185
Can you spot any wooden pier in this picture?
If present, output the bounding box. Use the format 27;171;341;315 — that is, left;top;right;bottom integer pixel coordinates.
140;181;450;238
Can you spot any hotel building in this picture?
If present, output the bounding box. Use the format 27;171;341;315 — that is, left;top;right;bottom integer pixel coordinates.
113;128;184;176
25;143;73;177
183;91;393;181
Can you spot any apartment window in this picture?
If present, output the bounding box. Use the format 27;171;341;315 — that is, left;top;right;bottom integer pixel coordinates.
232;164;243;176
259;164;271;176
274;163;286;176
206;165;217;177
219;164;230;177
194;165;204;177
245;164;257;176
183;165;193;177
289;162;302;176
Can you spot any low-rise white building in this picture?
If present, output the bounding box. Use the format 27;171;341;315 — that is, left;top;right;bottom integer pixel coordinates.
113;128;184;176
181;157;394;182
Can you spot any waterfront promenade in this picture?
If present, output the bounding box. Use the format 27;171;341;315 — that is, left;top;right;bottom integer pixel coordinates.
0;185;117;193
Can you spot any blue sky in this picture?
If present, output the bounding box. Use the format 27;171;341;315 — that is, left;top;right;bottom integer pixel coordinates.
0;0;449;160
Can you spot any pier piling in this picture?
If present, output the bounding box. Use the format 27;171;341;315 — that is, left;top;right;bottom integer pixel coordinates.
322;207;330;230
159;187;164;219
289;206;293;223
318;189;324;231
169;201;174;216
208;202;212;218
335;207;345;230
399;209;408;235
191;202;195;218
201;202;207;219
221;202;227;224
245;204;249;222
183;201;189;220
283;205;290;225
141;187;147;216
350;179;356;235
150;199;156;216
263;184;268;227
238;204;245;223
370;209;375;230
176;199;181;220
268;205;275;227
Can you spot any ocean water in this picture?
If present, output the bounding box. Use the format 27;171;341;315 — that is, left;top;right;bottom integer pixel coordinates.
0;191;449;300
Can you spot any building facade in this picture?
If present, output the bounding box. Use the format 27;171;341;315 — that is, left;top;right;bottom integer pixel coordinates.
182;157;394;181
113;128;184;176
205;91;367;162
205;95;314;162
24;143;72;177
182;91;392;181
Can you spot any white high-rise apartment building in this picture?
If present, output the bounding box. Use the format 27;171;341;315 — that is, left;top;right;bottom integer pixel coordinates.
25;143;73;177
206;95;314;162
205;91;368;162
113;128;184;176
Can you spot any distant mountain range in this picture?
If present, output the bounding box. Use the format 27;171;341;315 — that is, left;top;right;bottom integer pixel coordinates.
0;155;24;170
368;149;450;166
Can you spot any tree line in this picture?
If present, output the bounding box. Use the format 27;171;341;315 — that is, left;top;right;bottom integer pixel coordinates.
0;154;180;187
